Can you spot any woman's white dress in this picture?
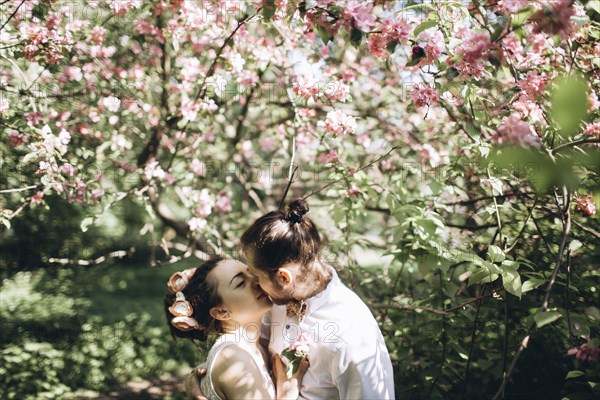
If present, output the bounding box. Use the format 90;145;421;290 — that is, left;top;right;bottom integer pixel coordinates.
200;332;276;400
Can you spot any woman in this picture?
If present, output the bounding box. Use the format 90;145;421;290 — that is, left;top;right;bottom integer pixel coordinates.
164;257;308;400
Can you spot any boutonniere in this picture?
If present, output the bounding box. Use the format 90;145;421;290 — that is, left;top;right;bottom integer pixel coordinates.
280;333;310;378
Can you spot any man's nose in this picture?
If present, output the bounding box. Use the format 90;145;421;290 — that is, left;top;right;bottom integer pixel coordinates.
251;276;260;289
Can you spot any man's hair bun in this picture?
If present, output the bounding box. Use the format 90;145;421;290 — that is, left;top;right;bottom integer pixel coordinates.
285;198;309;224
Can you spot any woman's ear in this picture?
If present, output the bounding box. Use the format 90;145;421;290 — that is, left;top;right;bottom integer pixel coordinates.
276;268;293;286
210;307;231;321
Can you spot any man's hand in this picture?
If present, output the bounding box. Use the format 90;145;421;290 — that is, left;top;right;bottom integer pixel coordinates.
185;365;208;400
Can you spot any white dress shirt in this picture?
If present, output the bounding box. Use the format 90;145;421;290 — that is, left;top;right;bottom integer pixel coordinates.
261;267;395;400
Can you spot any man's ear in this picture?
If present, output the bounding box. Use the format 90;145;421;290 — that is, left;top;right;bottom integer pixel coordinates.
276;268;293;286
210;307;231;321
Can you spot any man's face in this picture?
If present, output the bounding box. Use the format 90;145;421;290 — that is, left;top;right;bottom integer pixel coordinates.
246;262;296;305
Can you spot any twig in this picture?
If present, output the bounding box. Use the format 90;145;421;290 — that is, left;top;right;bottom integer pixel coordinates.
46;248;135;266
492;186;571;400
370;292;495;315
0;185;38;194
0;0;25;32
551;138;600;154
462;285;487;400
303;145;400;200
279;165;299;210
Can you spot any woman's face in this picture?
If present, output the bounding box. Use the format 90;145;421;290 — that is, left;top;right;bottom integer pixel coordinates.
209;259;272;325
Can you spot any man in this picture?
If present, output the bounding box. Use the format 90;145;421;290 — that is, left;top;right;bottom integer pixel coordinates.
187;199;395;399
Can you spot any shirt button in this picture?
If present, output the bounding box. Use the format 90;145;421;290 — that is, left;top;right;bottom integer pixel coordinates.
285;324;290;329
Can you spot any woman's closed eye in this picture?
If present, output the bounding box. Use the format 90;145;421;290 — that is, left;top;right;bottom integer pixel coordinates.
236;279;246;288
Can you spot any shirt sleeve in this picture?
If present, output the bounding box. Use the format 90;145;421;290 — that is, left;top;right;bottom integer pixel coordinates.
332;340;395;400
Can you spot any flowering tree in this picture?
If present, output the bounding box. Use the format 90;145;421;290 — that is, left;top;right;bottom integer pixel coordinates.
1;0;599;398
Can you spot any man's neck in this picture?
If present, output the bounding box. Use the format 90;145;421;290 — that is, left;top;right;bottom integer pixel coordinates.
293;260;333;301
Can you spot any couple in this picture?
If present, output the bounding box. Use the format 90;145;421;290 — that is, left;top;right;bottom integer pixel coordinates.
164;198;395;399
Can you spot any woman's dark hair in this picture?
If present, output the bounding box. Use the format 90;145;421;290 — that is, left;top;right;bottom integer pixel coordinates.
240;198;321;277
163;257;224;342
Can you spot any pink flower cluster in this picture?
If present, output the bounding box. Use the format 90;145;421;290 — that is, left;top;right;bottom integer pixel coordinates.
568;344;600;362
574;194;596;216
417;29;445;64
410;83;440;108
317;110;357;136
453;30;495;79
531;0;576;39
368;18;411;60
583;122;600;139
344;1;376;31
215;190;232;213
497;0;528;13
518;70;546;99
108;0;141;17
490;113;540;148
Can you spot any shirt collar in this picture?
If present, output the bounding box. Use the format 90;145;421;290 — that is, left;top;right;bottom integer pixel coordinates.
305;265;339;316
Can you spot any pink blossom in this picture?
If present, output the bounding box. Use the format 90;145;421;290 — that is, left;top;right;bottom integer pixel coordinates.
513;96;545;123
8;131;29;147
491;113;541;148
63;66;83;82
567;344;600;362
531;0;576;39
497;0;528;13
144;160;166;180
25;112;43;126
0;98;8;114
60;163;75;177
317;150;339;164
108;0;141;17
344;2;376;31
188;217;207;232
418;29;445;63
215;189;232;213
100;96;121;113
90;26;106;45
381;18;411;45
574;194;596;216
518;71;546;99
192;189;213;218
368;34;389;59
410;83;440;108
317;110;357;136
419;144;447;167
259;137;277;153
293;76;320;101
31;192;44;205
455;30;495;64
502;33;524;59
190;159;206;177
91;188;105;203
583;122;600;139
323;80;351;102
347;182;361;197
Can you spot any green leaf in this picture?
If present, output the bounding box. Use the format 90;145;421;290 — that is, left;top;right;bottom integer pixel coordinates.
487;245;505;263
262;0;276;21
349;26;363;47
414;20;437;37
565;370;585;380
521;279;544;293
386;39;399;54
465;121;480;142
512;5;536;27
316;25;331;43
80;216;95;233
501;265;522;298
550;75;590;138
588;1;600;13
534;311;561;328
